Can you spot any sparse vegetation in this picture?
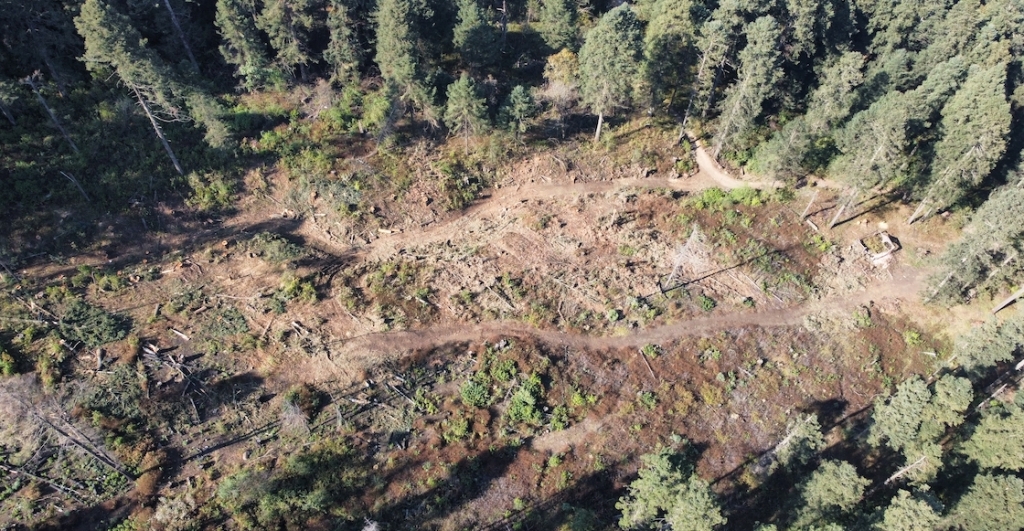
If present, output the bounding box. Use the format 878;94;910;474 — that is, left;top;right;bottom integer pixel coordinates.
1;0;1019;527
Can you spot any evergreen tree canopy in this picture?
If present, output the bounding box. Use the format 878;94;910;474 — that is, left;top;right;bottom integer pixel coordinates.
257;0;317;81
325;0;362;85
453;0;499;67
539;0;577;51
375;0;419;96
500;85;536;136
216;0;281;91
616;446;726;531
915;63;1011;218
948;474;1024;531
960;397;1024;471
875;490;942;531
641;0;696;110
929;182;1024;305
577;4;643;142
794;459;870;526
443;73;487;151
711;15;783;159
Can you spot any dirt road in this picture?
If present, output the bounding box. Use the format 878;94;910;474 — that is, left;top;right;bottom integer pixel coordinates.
357;140;781;262
323;264;921;372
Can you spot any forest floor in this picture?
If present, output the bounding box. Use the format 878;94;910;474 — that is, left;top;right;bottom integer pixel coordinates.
6;121;974;530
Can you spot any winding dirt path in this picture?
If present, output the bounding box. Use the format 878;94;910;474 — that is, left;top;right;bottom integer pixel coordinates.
345;141;783;262
324;264;921;370
264;139;922;387
690;136;785;191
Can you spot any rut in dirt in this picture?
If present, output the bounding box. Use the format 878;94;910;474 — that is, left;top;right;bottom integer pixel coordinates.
326;265;921;368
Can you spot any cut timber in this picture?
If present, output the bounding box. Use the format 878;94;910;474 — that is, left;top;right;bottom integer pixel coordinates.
22;72;78;154
801;190;819;219
170;328;190;341
992;285;1024;315
859;231;900;266
132;85;184;176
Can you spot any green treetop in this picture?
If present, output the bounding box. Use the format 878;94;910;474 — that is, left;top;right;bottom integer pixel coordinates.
216;0;281;91
616;446;726;531
500;85;537;137
577;4;643;143
325;0;362;85
443;73;488;152
712;15;783;159
453;0;499;67
539;0;577;51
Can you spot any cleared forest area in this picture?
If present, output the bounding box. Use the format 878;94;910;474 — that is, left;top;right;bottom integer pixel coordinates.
3;0;1024;530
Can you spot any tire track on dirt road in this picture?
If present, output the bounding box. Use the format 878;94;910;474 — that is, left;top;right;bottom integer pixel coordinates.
325;265;921;370
349;142;783;263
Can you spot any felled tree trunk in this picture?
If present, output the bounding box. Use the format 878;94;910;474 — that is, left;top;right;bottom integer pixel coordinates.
132;85;184;176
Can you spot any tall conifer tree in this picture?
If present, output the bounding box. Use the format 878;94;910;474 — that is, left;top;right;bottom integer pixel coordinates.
577;4;643;142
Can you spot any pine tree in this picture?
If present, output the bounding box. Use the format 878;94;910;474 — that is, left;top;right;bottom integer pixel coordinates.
616;446;726;530
453;0;499;67
216;0;280;91
948;474;1024;531
960;397;1024;471
641;0;695;111
772;414;826;471
77;0;232;175
77;0;184;174
374;0;435;132
784;0;837;60
927;183;1024;305
868;375;972;484
875;490;942;531
325;0;361;85
577;4;643;143
951;310;1024;375
257;0;316;82
909;63;1011;223
375;0;418;97
500;85;536;137
793;460;870;528
443;74;487;152
750;52;865;180
711;15;783;159
539;0;576;51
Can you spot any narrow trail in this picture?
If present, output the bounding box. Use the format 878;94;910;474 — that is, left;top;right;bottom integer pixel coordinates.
344;142;783;262
690;138;784;190
326;265;921;369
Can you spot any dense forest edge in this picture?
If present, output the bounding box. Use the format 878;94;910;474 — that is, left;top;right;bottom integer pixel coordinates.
3;0;1024;529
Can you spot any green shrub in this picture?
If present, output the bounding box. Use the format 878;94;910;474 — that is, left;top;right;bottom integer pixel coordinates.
245;232;306;264
728;186;762;207
277;274;317;304
443;415;471;443
206;307;250;337
691;188;729;210
461;379;491;408
0;351;17;376
638;391;658;410
551;404;570;430
436;158;483;211
187;172;234;211
58;299;131;348
698;294;717;312
415;389;440;415
507;373;544;425
489;358;517;383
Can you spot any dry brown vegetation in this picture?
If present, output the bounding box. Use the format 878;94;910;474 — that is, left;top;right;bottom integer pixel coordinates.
0;116;967;530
